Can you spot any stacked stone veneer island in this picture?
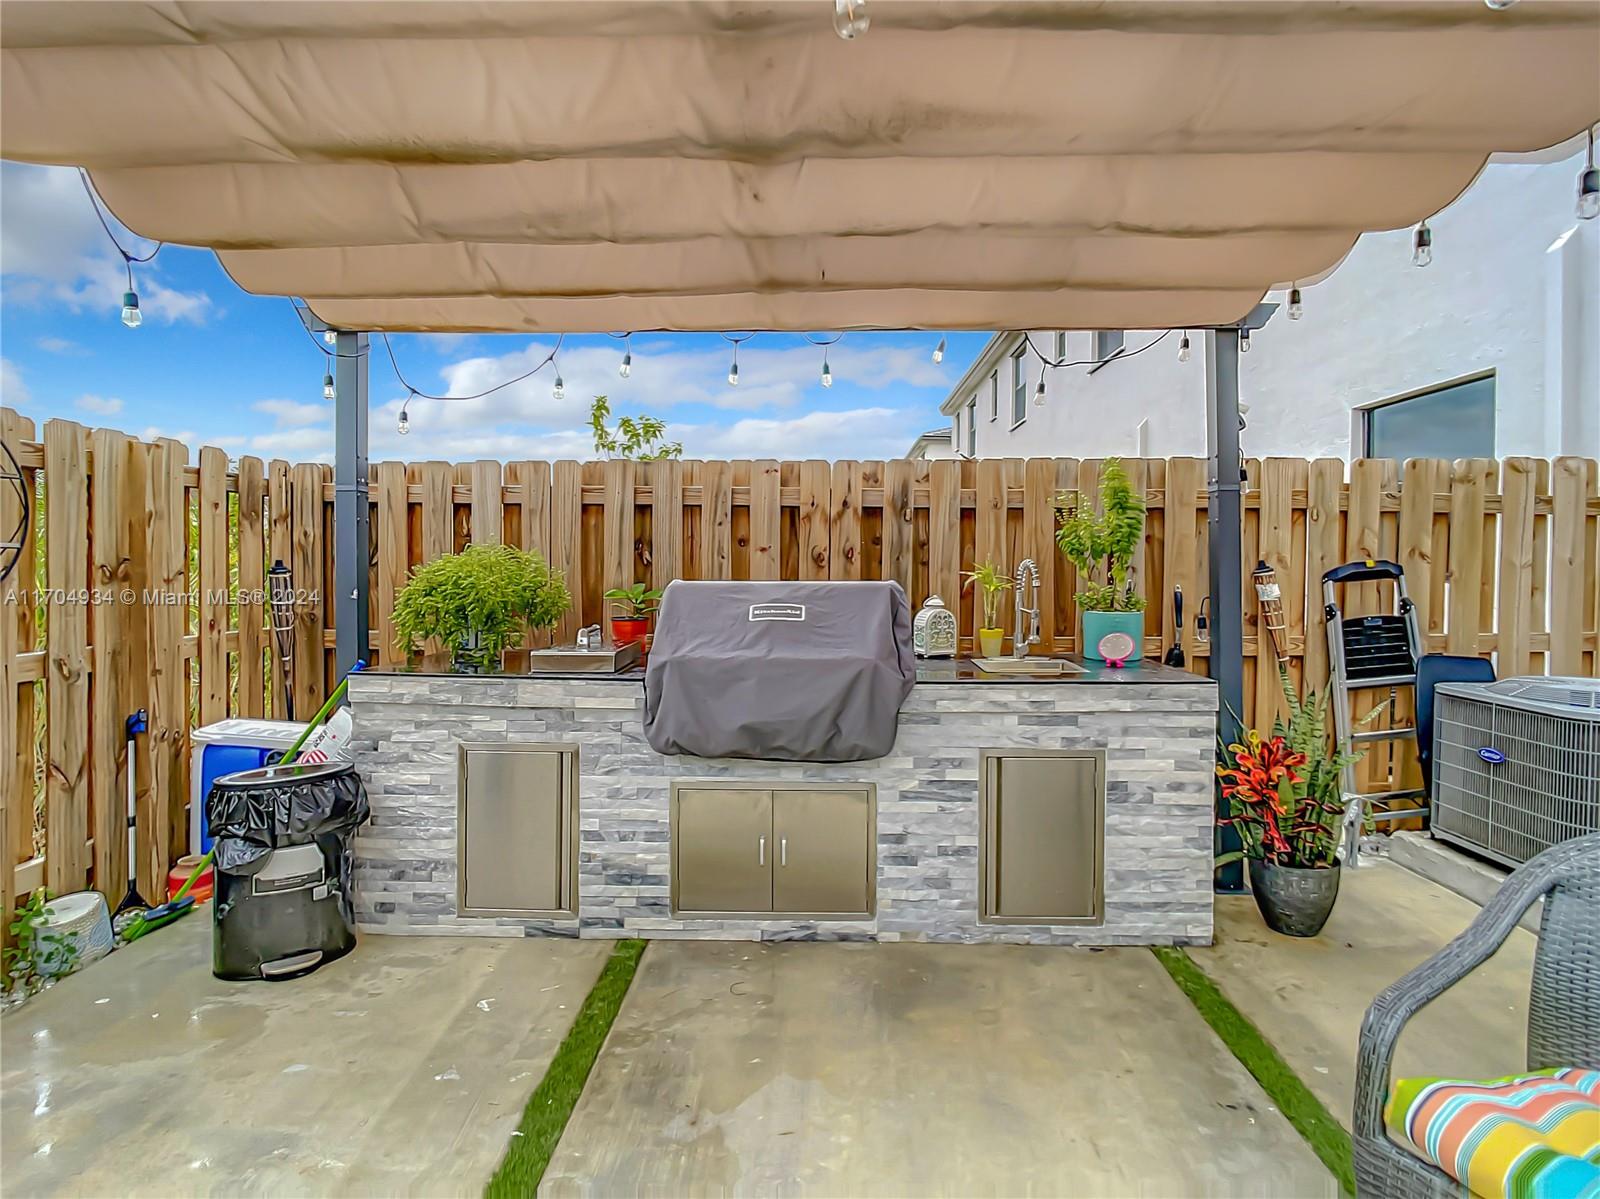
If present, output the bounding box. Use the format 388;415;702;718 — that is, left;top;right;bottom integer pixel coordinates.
348;664;1218;946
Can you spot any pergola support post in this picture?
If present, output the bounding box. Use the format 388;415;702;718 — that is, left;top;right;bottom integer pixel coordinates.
1205;326;1247;893
333;330;370;682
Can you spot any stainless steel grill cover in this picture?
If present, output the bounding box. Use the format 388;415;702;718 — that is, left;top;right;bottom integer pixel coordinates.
643;581;915;762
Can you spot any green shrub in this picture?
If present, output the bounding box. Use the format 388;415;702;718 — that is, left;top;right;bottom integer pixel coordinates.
1054;457;1147;613
392;545;569;670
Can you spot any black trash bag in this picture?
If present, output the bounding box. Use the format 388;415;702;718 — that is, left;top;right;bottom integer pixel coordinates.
206;761;370;876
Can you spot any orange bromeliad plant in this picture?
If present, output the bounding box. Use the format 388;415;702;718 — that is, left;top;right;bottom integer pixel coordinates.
1217;669;1363;869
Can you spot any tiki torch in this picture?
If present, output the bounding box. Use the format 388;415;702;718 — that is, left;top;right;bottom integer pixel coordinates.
1252;560;1288;666
268;560;297;720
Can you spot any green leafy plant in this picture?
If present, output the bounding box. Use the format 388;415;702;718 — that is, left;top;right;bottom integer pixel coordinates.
1216;669;1367;869
590;395;683;461
1054;458;1147;613
392;544;570;671
5;889;78;998
603;583;664;619
962;562;1013;630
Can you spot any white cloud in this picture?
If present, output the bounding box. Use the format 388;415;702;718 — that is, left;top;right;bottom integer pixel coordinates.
75;394;123;415
254;398;329;427
1;358;29;406
0;162;213;324
138;426;199;447
248;426;336;456
36;336;89;356
673;407;920;461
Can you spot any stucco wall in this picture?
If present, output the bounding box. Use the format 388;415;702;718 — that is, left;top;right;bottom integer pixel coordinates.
950;150;1598;462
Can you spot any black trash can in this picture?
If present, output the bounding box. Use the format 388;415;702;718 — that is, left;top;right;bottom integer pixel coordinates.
205;760;370;981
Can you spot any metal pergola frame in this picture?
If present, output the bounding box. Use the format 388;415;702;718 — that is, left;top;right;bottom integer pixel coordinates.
322;315;1271;893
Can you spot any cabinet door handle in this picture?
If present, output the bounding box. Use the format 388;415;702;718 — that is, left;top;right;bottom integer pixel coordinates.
758;835;765;866
780;837;787;867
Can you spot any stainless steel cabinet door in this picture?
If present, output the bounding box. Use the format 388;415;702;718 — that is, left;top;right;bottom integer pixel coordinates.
985;753;1103;923
674;788;773;914
772;789;872;916
459;746;570;915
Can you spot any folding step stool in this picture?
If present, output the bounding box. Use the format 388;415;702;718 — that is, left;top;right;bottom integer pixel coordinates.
1322;559;1425;867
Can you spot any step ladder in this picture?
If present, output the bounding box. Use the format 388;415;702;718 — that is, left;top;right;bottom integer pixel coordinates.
1322;559;1425;867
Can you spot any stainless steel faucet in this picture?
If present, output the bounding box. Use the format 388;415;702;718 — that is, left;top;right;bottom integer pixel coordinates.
1013;558;1041;658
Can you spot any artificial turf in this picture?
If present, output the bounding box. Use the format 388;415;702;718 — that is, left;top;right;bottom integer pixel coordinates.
485;938;647;1199
1151;945;1356;1196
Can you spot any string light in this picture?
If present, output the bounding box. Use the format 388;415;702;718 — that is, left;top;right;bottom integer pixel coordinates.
1483;0;1518;9
728;342;740;386
821;353;833;387
833;0;869;40
932;337;946;364
323;329;337;346
120;291;142;329
1412;220;1433;268
1578;127;1599;221
1288;286;1304;321
1239;328;1252;354
1177;332;1191;363
1033;368;1047;407
397;394;412;436
322;370;336;400
552;369;565;401
79;169;162;330
620;348;633;378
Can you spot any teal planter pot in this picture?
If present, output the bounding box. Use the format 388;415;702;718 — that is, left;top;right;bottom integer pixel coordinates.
1081;610;1145;662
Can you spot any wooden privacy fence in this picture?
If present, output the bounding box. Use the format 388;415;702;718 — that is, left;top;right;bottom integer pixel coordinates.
3;407;1598;941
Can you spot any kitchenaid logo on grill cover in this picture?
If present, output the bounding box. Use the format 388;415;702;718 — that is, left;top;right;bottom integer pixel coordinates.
749;602;806;622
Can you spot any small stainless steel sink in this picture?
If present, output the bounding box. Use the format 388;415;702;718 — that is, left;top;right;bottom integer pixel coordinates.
972;657;1086;675
528;642;642;673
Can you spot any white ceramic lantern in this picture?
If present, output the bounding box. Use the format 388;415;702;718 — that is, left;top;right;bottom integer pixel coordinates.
913;595;959;658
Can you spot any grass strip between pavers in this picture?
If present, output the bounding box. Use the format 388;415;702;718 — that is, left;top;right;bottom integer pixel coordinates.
1151;946;1356;1196
485;938;647;1199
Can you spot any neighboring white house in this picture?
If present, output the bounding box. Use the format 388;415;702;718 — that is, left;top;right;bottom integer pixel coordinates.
935;148;1599;462
906;427;958;460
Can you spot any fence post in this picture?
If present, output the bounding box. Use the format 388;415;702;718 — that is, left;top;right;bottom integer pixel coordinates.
333;330;371;680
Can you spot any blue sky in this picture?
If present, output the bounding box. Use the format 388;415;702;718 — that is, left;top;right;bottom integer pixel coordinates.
0;161;989;462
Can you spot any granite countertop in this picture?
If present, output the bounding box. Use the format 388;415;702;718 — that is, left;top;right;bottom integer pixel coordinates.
364;654;1210;687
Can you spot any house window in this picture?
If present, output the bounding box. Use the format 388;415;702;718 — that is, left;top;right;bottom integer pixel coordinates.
1010;346;1028;426
988;375;998;421
1053;331;1067;360
1093;330;1125;361
1363;373;1496;463
965;397;977;456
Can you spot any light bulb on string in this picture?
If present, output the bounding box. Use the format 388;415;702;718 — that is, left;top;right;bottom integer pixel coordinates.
397;397;412;436
932;337;946;364
322;371;335;401
1239;328;1252;354
821;353;833;388
322;329;337;346
552;371;565;401
1288;287;1304;321
120;290;142;329
833;0;869;40
728;344;740;386
1578;129;1599;221
619;350;632;379
1412;220;1432;268
1177;332;1191;363
1033;372;1047;407
1483;0;1518;9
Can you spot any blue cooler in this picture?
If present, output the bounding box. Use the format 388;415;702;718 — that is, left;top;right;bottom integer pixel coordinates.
189;719;307;853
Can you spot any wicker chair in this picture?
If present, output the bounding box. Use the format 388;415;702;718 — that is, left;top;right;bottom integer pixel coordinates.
1353;831;1600;1197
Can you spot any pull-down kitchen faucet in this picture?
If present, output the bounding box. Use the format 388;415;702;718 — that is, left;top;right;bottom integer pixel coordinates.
1013;558;1041;658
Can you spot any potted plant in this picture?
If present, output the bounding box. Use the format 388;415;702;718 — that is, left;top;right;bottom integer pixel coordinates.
1216;670;1364;937
603;582;663;648
392;544;569;673
962;562;1012;659
1055;457;1147;661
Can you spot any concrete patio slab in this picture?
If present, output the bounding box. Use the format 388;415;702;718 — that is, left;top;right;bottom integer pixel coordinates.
1;916;610;1198
1189;859;1535;1129
543;940;1335;1198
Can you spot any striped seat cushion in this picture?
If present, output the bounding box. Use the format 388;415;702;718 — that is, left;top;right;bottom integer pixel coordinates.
1385;1068;1600;1199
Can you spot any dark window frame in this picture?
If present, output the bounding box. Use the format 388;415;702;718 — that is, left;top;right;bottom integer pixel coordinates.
1010;345;1029;427
1360;370;1497;462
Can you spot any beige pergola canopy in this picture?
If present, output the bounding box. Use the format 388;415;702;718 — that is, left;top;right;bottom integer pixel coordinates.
3;0;1596;332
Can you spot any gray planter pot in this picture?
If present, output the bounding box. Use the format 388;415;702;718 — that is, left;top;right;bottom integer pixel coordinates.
1249;858;1341;937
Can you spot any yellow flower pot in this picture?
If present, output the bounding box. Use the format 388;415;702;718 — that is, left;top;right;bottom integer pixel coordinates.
978;628;1005;658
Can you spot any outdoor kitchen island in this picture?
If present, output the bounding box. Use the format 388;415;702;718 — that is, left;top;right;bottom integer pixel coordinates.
348;656;1218;947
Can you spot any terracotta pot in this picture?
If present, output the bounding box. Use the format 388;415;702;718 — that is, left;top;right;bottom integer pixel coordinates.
1249;858;1341;937
611;617;650;647
978;627;1005;658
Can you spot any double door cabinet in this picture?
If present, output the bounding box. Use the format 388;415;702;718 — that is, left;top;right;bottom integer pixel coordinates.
672;783;875;918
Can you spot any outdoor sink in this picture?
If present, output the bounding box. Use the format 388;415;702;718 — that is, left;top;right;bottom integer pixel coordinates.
973;657;1086;675
528;642;642;673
